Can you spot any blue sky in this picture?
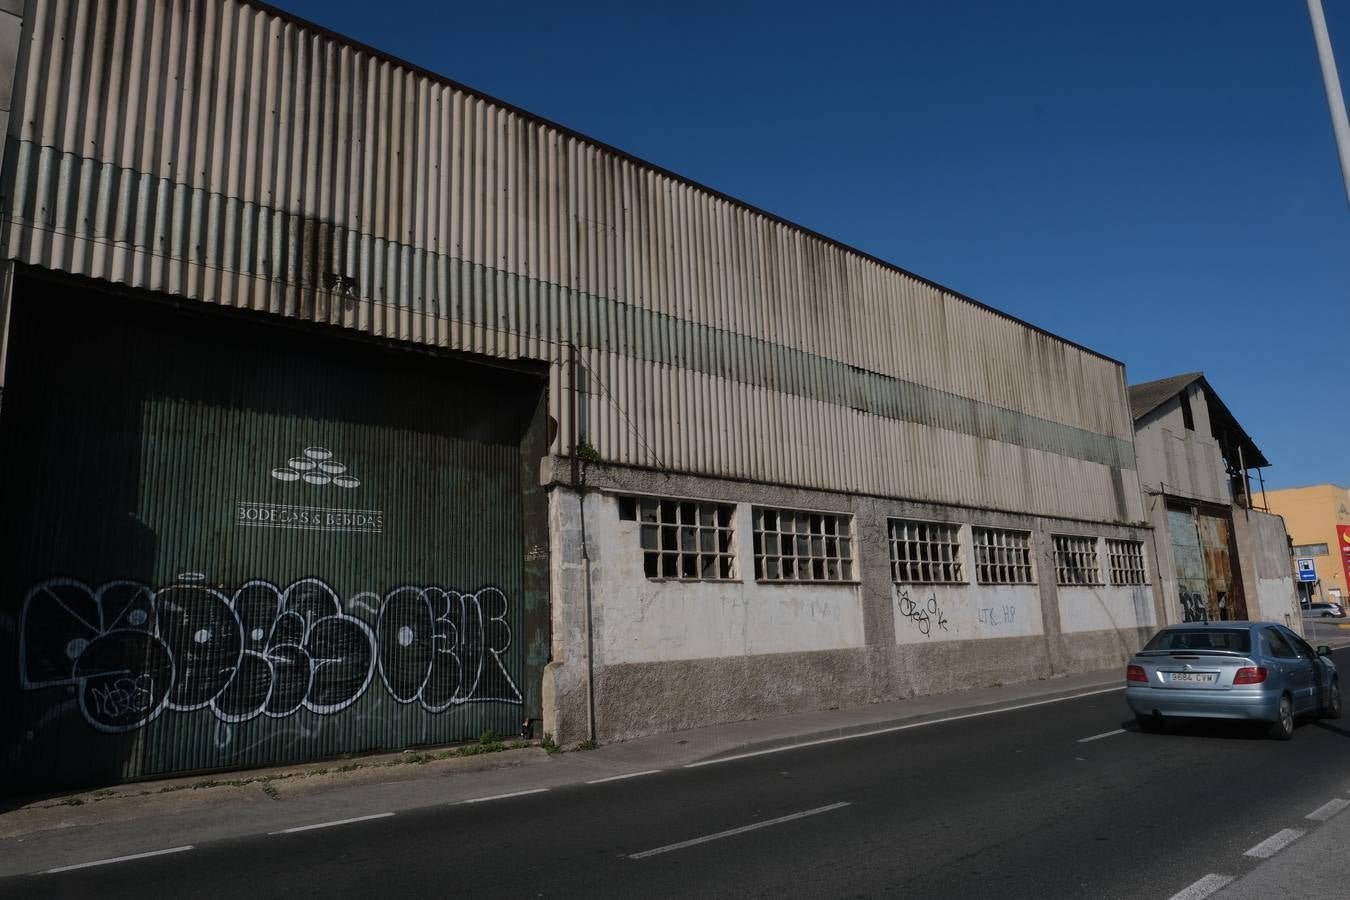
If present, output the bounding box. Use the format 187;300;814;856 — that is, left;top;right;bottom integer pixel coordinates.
275;0;1350;490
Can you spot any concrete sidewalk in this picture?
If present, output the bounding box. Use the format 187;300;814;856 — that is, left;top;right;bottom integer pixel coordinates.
0;665;1124;869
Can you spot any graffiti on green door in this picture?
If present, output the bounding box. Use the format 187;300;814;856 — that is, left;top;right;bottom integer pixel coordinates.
20;574;522;733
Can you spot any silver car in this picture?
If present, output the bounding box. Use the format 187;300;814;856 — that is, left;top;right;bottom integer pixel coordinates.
1125;622;1339;740
1302;602;1346;619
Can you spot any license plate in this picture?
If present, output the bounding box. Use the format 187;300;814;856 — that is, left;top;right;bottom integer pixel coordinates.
1167;672;1218;684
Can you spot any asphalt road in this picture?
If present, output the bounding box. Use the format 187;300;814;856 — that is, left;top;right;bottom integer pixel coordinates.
10;650;1350;900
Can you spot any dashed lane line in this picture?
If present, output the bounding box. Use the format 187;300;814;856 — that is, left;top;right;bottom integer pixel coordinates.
1243;828;1305;859
269;812;395;834
1077;728;1126;743
458;787;550;804
685;685;1125;768
1166;874;1234;900
1306;798;1350;822
586;769;663;784
43;846;195;874
628;802;851;860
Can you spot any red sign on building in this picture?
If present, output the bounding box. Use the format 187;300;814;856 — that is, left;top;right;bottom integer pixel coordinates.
1339;525;1350;593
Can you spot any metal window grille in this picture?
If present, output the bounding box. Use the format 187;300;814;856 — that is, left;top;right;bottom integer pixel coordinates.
888;519;964;584
1053;535;1101;586
1106;539;1147;586
1292;543;1329;557
619;496;735;580
972;527;1034;585
752;507;855;582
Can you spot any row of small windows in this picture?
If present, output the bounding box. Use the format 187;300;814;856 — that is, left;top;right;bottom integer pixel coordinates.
618;496;1148;588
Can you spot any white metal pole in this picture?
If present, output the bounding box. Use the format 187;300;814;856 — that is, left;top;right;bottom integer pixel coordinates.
1307;0;1350;210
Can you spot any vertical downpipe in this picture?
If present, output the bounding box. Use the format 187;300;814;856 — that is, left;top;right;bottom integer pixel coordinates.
570;343;597;743
0;262;12;419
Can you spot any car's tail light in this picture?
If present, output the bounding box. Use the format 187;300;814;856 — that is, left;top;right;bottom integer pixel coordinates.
1126;665;1147;683
1233;667;1267;685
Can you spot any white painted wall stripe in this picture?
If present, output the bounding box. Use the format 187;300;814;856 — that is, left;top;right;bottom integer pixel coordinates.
458;788;550;804
1077;728;1126;743
685;685;1124;768
269;813;394;834
1243;828;1305;859
628;802;851;859
45;846;195;873
585;769;663;784
1166;874;1234;900
1306;798;1350;821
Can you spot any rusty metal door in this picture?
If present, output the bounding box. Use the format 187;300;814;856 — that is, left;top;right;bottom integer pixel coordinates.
0;279;549;791
1167;505;1246;622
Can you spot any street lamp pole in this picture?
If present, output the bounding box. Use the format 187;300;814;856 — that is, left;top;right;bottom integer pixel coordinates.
1307;0;1350;211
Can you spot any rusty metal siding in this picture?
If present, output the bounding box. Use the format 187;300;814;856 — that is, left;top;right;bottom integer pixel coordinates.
1;0;1140;523
0;279;548;789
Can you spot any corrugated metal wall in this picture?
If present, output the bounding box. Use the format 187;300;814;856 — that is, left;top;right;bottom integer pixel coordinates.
0;0;1141;523
1;280;549;789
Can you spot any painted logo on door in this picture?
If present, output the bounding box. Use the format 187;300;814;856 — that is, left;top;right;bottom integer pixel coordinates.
238;445;384;534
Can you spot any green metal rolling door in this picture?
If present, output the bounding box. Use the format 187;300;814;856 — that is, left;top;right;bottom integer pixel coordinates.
0;277;549;790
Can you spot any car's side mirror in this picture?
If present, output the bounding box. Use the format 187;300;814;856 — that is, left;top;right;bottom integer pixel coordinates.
1317;646;1332;657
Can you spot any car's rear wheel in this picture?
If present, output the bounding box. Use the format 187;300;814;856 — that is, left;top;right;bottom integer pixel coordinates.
1135;713;1164;733
1268;695;1295;740
1323;680;1342;720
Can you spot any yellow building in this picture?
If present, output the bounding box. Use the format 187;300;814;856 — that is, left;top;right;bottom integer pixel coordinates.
1260;484;1350;604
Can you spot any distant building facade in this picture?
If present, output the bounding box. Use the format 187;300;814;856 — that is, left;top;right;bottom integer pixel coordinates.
1129;374;1299;629
1260;485;1350;605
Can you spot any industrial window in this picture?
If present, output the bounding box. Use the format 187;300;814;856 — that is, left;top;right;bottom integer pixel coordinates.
972;527;1034;585
1293;543;1330;557
617;496;735;580
1106;539;1148;586
753;507;854;583
888;519;964;584
1053;535;1102;586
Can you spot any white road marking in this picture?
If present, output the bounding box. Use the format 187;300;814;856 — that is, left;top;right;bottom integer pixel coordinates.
458;787;550;804
1306;798;1350;821
269;812;394;834
586;769;663;784
1166;873;1234;900
1243;828;1305;859
628;802;851;859
1077;728;1126;743
44;845;195;874
685;685;1125;768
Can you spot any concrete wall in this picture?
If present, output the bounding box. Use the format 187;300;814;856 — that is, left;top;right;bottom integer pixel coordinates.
1232;508;1301;631
542;460;1155;745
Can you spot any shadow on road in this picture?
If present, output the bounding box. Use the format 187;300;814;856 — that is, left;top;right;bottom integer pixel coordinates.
1118;718;1270;741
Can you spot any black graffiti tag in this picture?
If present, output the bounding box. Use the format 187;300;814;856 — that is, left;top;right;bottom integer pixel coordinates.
899;590;949;637
19;576;522;733
1179;588;1208;623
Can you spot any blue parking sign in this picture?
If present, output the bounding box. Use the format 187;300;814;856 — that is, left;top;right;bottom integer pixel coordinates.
1297;558;1317;582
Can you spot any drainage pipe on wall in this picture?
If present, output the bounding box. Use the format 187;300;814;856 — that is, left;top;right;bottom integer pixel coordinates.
569;343;598;744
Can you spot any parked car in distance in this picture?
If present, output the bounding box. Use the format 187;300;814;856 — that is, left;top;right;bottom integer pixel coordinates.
1301;602;1346;619
1125;622;1339;740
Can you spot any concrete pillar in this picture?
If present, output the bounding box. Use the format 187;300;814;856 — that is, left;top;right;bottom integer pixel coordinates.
0;1;26;409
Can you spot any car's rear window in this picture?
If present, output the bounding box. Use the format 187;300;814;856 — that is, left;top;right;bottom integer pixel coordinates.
1143;629;1251;653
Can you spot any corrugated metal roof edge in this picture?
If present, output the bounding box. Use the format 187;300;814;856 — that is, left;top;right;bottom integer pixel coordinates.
248;0;1125;372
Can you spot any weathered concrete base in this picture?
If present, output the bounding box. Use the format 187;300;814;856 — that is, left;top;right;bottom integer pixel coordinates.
544;459;1155;746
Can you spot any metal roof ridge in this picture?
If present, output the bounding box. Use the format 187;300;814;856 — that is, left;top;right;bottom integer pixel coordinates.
246;0;1125;370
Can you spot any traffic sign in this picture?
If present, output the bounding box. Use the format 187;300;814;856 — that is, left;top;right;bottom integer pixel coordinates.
1297;558;1317;583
